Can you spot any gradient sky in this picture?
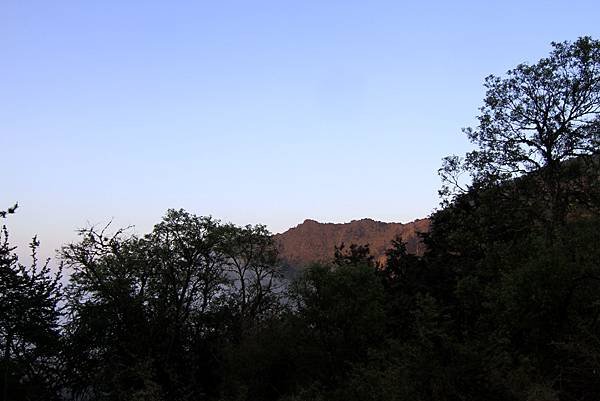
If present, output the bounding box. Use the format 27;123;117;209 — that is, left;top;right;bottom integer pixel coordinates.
2;0;600;260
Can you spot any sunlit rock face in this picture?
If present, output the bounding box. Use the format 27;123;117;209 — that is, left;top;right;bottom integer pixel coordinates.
274;217;430;269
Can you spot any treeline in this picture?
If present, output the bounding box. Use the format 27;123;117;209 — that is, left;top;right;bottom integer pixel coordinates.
3;179;600;401
2;37;600;400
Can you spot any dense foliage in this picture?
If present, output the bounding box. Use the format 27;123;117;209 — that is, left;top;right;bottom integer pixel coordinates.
2;37;599;400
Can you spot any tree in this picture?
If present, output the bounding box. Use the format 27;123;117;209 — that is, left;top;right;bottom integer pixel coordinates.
288;257;385;392
60;209;284;400
61;222;157;400
0;210;63;401
0;203;18;219
333;243;374;267
219;222;282;337
441;37;600;234
60;211;234;400
143;210;229;336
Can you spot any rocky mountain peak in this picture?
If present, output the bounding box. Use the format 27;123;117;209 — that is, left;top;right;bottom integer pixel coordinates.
274;217;430;269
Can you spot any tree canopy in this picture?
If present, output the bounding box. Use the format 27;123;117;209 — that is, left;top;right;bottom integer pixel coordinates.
441;37;600;232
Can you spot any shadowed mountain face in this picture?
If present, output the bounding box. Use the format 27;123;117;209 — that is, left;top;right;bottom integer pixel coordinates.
274;218;430;269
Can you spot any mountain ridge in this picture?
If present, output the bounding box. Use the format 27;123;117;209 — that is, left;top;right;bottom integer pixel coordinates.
274;217;430;268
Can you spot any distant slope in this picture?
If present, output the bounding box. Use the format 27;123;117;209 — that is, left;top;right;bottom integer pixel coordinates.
274;218;430;269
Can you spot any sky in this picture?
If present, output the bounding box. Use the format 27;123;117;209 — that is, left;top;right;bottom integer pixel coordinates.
2;0;600;260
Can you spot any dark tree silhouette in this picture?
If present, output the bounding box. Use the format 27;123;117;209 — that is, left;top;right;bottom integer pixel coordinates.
441;36;600;235
0;203;18;219
0;210;63;401
333;243;374;267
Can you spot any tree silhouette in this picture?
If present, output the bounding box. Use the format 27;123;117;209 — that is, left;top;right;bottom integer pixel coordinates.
441;37;600;235
0;203;18;219
0;214;63;401
333;243;374;267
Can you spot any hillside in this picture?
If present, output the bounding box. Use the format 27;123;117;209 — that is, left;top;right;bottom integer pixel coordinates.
274;218;430;268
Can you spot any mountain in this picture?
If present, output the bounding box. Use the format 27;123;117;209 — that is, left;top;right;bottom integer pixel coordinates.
274;218;430;269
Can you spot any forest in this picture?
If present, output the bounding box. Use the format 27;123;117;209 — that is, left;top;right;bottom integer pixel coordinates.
1;37;600;401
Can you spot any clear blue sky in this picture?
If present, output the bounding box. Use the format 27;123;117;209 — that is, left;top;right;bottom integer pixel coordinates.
2;0;599;259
